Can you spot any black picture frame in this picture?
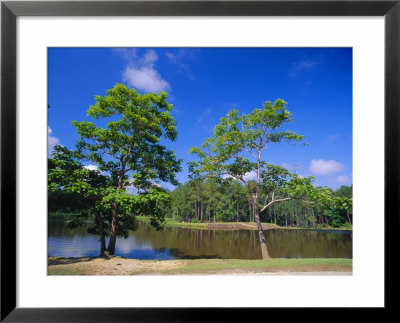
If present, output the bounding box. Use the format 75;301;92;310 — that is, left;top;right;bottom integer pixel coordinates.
1;0;398;321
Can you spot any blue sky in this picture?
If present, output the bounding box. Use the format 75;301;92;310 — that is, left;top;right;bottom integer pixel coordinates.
48;47;352;190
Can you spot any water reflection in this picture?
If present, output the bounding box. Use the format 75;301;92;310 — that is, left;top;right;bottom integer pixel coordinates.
48;220;352;260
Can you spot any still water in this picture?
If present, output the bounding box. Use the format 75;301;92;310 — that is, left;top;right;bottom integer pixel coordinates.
48;220;352;260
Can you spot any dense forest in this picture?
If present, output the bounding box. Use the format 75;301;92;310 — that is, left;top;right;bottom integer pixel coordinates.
169;179;352;229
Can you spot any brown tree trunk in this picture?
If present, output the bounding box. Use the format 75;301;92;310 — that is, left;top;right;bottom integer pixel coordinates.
254;202;270;259
96;212;106;256
312;207;316;228
213;204;216;222
236;198;240;222
248;202;252;222
347;212;352;226
107;202;118;255
106;165;126;256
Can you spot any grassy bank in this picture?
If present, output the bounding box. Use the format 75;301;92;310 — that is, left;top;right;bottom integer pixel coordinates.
137;216;208;229
48;256;352;275
137;216;352;232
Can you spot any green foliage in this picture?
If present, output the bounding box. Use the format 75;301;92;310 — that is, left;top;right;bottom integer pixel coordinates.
48;145;108;197
72;83;181;189
333;196;352;213
49;84;182;254
189;100;305;184
335;185;353;198
188;99;325;219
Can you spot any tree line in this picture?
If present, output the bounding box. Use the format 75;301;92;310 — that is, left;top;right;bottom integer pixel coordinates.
169;178;352;229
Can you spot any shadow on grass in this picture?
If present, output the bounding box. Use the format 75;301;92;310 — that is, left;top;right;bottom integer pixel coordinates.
180;255;221;259
48;257;99;266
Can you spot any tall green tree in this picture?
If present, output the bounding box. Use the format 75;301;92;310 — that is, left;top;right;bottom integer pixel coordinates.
189;99;331;259
72;84;181;255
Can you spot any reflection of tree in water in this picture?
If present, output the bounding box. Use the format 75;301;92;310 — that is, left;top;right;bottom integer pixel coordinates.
131;223;262;259
266;229;352;258
48;220;96;237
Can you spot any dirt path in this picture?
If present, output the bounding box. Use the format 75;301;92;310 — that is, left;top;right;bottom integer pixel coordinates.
48;257;186;275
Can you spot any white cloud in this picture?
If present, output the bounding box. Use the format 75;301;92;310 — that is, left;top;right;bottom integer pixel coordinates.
336;175;350;185
166;49;189;63
326;134;340;143
123;66;170;93
140;50;158;65
125;185;137;195
243;171;257;181
165;49;197;80
281;162;305;176
153;181;162;188
222;170;257;182
166;52;176;61
289;58;319;77
118;49;170;93
309;159;344;176
113;48;138;62
48;126;61;156
197;107;212;123
83;164;99;171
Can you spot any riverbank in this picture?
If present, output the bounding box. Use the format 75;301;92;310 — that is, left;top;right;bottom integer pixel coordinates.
48;257;352;275
136;216;352;232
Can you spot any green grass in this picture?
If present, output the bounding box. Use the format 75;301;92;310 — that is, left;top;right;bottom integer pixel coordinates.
160;258;352;274
136;216;208;229
279;225;352;231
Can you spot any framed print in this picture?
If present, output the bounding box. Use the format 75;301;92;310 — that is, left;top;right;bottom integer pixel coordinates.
1;0;399;321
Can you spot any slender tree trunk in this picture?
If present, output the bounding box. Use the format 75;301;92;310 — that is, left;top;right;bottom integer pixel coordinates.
96;212;106;256
312;207;316;228
229;198;232;222
347;212;352;226
107;164;126;256
248;202;252;222
325;215;329;226
236;198;240;222
254;202;270;259
107;202;118;255
213;204;216;222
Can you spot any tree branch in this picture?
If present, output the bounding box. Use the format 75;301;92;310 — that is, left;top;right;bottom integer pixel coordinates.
260;197;291;213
